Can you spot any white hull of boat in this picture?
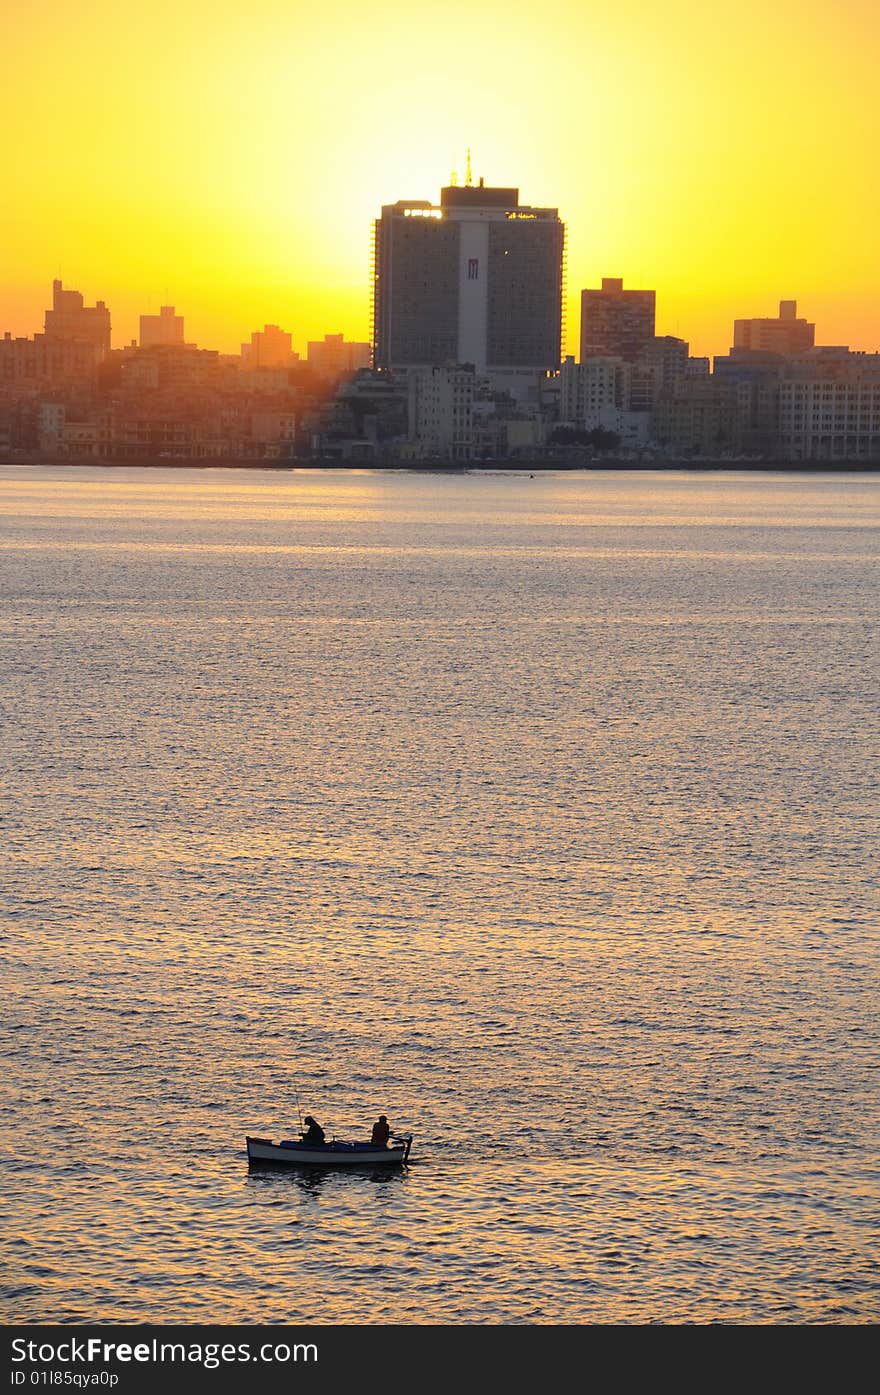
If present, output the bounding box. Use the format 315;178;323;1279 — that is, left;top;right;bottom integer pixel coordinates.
246;1135;412;1167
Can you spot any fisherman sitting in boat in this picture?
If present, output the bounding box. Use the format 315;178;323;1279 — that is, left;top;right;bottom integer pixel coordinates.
300;1115;326;1145
370;1115;391;1147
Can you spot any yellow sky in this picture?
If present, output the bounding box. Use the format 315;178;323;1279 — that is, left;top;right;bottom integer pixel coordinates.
2;0;878;358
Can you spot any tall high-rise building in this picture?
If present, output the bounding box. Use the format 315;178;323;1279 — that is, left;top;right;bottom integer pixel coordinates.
372;179;564;379
140;305;185;348
44;280;111;358
579;278;655;362
733;300;815;355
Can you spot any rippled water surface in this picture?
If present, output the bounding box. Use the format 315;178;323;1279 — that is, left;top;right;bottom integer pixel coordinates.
2;466;878;1323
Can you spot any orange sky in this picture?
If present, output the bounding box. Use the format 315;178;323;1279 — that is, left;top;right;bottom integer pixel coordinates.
2;0;878;359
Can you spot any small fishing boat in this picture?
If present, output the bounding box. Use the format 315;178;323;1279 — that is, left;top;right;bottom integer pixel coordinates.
246;1134;413;1167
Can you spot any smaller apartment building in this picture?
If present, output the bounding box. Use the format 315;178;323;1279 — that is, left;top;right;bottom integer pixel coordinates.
405;364;475;461
779;376;880;460
558;356;625;424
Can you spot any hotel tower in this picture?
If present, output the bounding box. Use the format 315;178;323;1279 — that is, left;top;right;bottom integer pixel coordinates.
372;178;565;389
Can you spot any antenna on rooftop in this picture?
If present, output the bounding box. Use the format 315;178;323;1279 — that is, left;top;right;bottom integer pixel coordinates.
450;156;458;187
465;148;473;187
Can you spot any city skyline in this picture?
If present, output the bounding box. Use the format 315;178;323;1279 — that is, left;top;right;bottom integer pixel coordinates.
2;0;879;359
3;270;875;370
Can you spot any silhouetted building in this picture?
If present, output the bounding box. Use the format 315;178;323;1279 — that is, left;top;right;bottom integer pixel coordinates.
580;278;655;363
118;343;235;392
241;324;298;370
372;179;564;383
733;300;814;355
140;306;185;349
307;333;371;381
0;331;101;384
44;280;111;359
307;368;407;460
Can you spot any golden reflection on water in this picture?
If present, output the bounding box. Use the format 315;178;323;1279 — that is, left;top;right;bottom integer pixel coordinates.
1;465;877;529
1;466;878;1323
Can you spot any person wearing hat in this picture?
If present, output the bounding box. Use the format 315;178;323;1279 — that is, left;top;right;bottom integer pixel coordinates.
301;1115;326;1145
370;1115;391;1147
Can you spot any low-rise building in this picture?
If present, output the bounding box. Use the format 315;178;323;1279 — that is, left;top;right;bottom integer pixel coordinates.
779;354;880;460
558;355;625;425
651;379;738;455
405;363;475;460
37;402;66;451
249;411;297;447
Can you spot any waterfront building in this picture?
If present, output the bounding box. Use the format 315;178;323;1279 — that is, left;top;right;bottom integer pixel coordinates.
37;401;66;451
558;355;625;424
651;379;739;455
248;411;297;449
404;363;475;461
580;277;655;363
733;300;815;355
306;368;407;460
140;305;185;349
61;417;106;457
372;178;564;390
557;355;648;448
712;350;786;455
778;351;880;460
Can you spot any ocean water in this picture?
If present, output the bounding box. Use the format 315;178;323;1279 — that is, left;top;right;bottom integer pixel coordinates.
1;465;877;1324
